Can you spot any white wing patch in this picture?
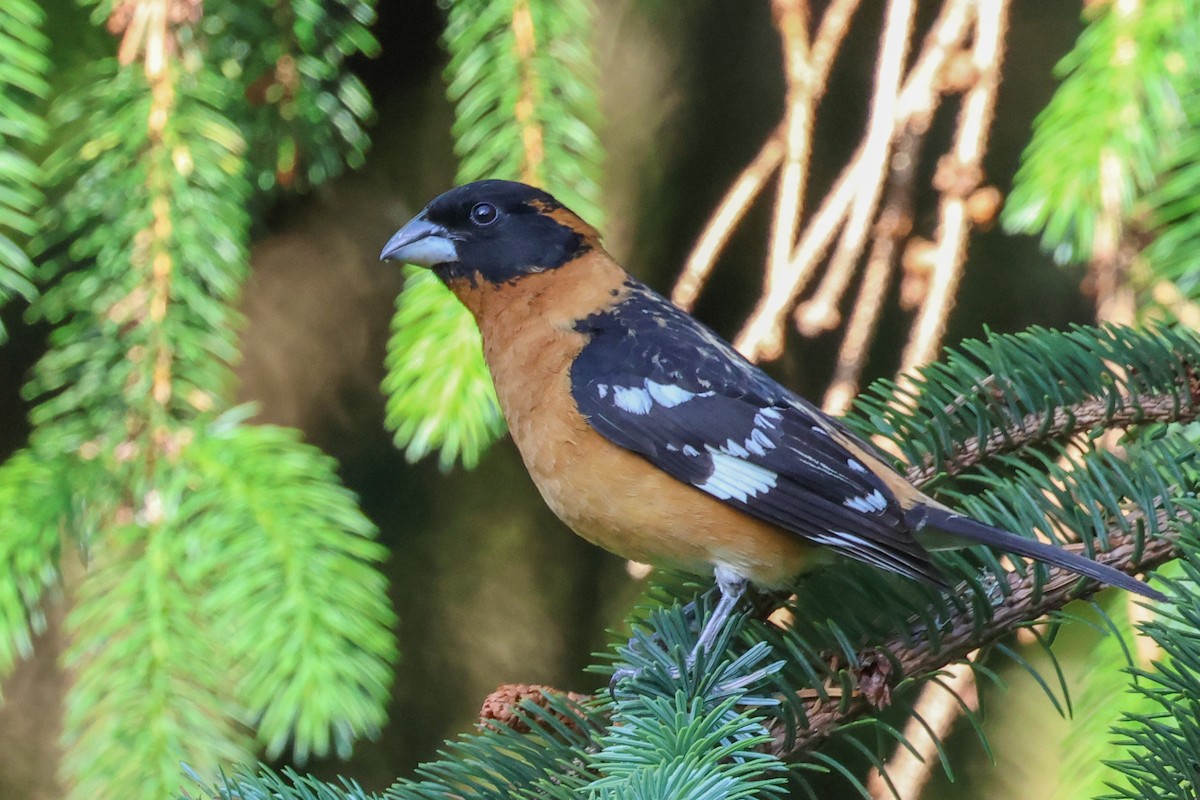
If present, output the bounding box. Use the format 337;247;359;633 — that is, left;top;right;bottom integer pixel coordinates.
811;531;868;549
745;427;774;456
609;379;713;415
844;488;887;514
695;449;779;502
612;385;653;415
645;379;698;408
753;407;783;427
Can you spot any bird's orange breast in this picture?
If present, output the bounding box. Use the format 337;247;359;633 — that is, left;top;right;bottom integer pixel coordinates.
443;253;819;588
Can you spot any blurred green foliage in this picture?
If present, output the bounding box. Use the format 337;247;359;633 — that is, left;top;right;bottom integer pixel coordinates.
0;0;48;341
1004;0;1200;317
0;1;394;798
1003;0;1191;264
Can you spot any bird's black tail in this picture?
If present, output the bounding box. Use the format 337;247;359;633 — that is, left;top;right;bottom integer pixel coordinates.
920;506;1167;602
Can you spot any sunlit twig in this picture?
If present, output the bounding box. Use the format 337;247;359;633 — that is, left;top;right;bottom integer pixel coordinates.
821;126;923;414
900;0;1010;371
766;0;814;288
735;0;977;362
865;659;979;800
794;0;916;340
672;126;785;310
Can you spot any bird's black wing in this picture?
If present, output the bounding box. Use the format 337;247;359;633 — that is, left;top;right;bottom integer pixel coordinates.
570;281;943;584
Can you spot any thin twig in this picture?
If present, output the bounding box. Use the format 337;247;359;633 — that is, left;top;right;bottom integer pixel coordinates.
766;0;814;287
900;0;1010;371
799;0;976;344
1090;149;1136;326
736;150;858;359
511;0;545;184
676;0;863;312
793;0;916;339
735;0;977;361
821;126;923;413
865;659;979;800
809;0;864;78
672;126;785;310
894;0;977;124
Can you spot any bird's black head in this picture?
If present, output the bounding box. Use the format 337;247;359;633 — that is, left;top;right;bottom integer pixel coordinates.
379;180;596;285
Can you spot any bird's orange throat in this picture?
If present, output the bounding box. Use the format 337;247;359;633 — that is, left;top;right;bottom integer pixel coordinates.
441;248;630;336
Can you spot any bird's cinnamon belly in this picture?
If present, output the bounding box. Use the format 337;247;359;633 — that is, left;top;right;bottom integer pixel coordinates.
518;417;817;588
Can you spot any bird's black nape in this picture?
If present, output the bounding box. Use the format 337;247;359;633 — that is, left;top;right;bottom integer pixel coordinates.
420;179;593;285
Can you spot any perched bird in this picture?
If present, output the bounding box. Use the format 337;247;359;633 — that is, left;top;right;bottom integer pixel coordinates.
380;180;1165;650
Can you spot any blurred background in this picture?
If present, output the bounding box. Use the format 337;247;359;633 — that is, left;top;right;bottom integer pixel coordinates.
0;1;1193;798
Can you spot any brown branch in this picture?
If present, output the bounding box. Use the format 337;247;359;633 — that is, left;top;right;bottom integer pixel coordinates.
799;0;972;346
893;0;976;124
766;522;1179;760
677;0;863;314
672;127;785;310
865;659;979;800
735;152;859;359
902;388;1199;487
819;126;922;414
900;0;1010;372
485;523;1180;768
735;0;977;362
1088;149;1137;326
766;0;814;285
511;0;545;184
792;0;916;340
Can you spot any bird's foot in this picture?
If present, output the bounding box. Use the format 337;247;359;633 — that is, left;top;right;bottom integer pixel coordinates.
609;571;749;699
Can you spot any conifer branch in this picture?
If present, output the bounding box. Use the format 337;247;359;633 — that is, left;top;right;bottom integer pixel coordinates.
904;380;1200;486
767;520;1178;759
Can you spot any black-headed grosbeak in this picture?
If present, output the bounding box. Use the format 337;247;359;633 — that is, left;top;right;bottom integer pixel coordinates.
381;179;1164;650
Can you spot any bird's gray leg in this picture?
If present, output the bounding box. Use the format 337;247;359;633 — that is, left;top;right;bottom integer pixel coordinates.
610;567;748;697
691;565;747;659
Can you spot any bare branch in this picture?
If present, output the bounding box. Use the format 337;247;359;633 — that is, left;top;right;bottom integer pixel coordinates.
677;0;863;314
511;0;545;184
735;0;977;362
900;0;1011;371
821;126;923;413
791;0;916;339
672;127;785;310
766;0;814;287
865;659;979;800
735;149;857;359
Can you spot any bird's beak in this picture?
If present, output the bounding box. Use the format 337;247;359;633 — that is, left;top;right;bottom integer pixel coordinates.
379;215;459;267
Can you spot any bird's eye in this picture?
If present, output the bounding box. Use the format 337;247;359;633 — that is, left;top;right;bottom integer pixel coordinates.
469;202;499;227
